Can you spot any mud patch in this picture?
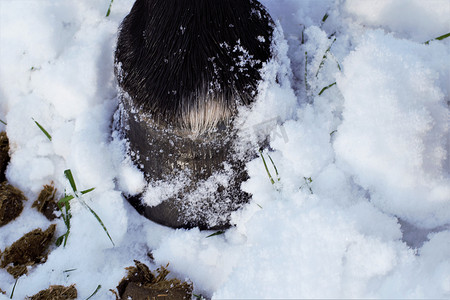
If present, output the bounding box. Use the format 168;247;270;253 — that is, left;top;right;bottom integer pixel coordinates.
0;131;9;182
27;284;77;300
116;260;192;300
32;184;59;221
0;182;27;226
0;224;56;278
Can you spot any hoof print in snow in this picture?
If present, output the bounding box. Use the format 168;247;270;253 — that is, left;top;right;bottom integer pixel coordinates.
0;182;27;226
0;224;56;278
32;184;60;221
0;132;9;182
114;0;274;229
116;260;192;300
28;284;77;300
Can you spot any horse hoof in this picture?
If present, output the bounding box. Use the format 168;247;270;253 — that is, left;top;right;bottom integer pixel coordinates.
114;0;273;229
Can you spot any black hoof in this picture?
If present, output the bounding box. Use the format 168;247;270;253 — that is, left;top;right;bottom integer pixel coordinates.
114;0;273;229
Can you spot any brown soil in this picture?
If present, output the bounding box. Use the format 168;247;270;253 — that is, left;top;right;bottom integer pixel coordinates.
116;260;193;300
0;131;9;182
27;284;77;300
32;184;59;221
0;181;27;226
0;224;56;278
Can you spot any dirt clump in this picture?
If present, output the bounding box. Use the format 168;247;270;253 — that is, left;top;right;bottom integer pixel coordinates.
116;260;193;300
27;284;77;300
0;131;9;182
0;182;27;226
0;224;56;278
32;184;59;221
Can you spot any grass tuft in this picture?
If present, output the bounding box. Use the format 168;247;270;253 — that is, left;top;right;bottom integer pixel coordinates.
259;149;280;185
56;169;114;247
259;149;275;185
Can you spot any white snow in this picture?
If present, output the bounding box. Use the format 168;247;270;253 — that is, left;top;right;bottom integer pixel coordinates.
0;0;449;299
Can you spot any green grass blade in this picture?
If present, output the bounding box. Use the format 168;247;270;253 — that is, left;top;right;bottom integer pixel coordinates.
58;195;74;205
56;201;68;227
301;27;305;45
206;230;225;238
86;285;102;300
321;13;329;24
56;230;69;247
56;197;71;226
304;51;308;91
56;235;65;247
33;118;52;141
63;269;77;273
106;0;114;17
302;177;313;194
328;52;342;71
81;187;95;195
56;195;71;247
63;231;69;247
64;169;77;193
424;32;450;44
82;201;115;246
0;119;6;125
435;32;450;41
318;82;337;96
267;152;280;182
315;37;337;78
10;278;18;299
259;149;275;185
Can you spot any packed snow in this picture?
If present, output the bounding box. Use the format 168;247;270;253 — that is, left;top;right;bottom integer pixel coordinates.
0;0;449;298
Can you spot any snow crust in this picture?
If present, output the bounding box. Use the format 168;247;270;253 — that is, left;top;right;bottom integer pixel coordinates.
0;0;449;298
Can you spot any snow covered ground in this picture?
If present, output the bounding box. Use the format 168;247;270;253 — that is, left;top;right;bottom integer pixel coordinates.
0;0;449;298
